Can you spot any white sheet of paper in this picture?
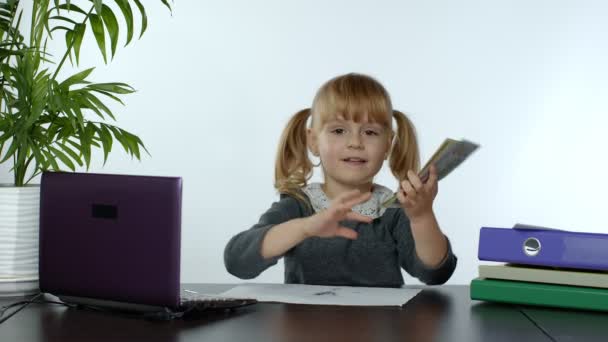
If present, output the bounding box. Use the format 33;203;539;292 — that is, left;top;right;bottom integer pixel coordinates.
219;283;421;306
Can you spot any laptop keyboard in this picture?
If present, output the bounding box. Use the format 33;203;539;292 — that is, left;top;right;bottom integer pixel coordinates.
179;290;257;312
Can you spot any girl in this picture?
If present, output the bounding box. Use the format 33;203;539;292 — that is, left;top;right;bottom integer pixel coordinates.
224;73;456;287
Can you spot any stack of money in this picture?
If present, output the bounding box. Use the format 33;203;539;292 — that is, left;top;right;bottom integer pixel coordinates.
381;138;480;207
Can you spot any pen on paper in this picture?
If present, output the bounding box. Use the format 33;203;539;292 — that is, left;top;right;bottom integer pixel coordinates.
314;290;338;296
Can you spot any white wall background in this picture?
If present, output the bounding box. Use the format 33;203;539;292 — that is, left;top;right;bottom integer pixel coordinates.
5;0;608;285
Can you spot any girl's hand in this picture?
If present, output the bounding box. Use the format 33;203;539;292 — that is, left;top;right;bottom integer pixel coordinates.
397;165;439;221
303;189;373;239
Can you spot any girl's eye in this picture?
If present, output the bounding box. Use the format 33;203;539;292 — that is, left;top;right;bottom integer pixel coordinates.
364;130;379;136
332;128;345;135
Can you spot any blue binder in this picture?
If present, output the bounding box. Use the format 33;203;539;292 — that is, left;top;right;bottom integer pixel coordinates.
478;225;608;271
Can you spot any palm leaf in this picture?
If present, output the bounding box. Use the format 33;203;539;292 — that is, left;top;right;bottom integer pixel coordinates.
84;91;114;119
51;25;71;33
161;0;172;14
59;66;94;89
108;125;130;154
92;0;103;16
32;0;51;47
42;148;60;171
100;5;118;58
86;82;135;94
72;23;85;64
49;15;77;26
114;0;133;46
132;0;147;38
88;13;106;64
0;0;18;40
53;3;87;15
49;145;75;170
30;143;48;170
88;88;124;105
55;141;83;167
98;124;113;164
0;137;18;163
64;28;74;64
79;124;92;168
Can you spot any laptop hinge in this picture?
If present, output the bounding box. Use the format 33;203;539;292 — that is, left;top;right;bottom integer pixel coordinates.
58;295;166;313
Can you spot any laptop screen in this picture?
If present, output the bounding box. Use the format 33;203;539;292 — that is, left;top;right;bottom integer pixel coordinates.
38;172;182;309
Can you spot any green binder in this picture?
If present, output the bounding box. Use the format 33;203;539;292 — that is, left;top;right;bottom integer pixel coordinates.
470;278;608;312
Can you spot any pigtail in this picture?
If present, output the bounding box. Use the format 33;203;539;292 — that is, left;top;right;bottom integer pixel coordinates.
389;110;421;181
274;109;313;204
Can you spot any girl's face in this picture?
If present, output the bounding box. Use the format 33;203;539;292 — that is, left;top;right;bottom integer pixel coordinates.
309;113;392;187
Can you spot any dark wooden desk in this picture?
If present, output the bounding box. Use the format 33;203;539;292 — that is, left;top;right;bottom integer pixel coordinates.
1;285;606;341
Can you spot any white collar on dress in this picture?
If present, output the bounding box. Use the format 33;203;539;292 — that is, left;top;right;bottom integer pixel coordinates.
301;182;401;219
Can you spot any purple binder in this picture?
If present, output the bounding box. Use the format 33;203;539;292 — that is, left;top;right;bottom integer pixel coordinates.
478;227;608;271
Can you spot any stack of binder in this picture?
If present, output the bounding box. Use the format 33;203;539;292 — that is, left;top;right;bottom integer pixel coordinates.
470;224;608;312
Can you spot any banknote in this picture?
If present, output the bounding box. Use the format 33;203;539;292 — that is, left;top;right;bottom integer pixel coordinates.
381;138;480;207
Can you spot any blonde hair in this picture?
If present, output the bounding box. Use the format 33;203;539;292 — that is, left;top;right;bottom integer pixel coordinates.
274;73;420;203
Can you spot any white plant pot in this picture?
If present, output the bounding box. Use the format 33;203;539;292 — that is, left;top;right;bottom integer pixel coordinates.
0;185;40;296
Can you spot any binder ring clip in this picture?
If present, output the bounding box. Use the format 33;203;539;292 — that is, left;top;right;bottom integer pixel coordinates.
523;237;541;257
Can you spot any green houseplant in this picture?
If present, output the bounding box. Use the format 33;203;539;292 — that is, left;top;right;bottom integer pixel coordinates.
0;0;171;294
1;0;171;184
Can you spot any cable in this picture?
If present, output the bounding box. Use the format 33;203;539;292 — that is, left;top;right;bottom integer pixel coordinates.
518;306;557;342
0;293;44;324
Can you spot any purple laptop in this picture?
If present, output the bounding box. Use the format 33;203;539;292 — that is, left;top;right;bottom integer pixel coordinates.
39;171;254;313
